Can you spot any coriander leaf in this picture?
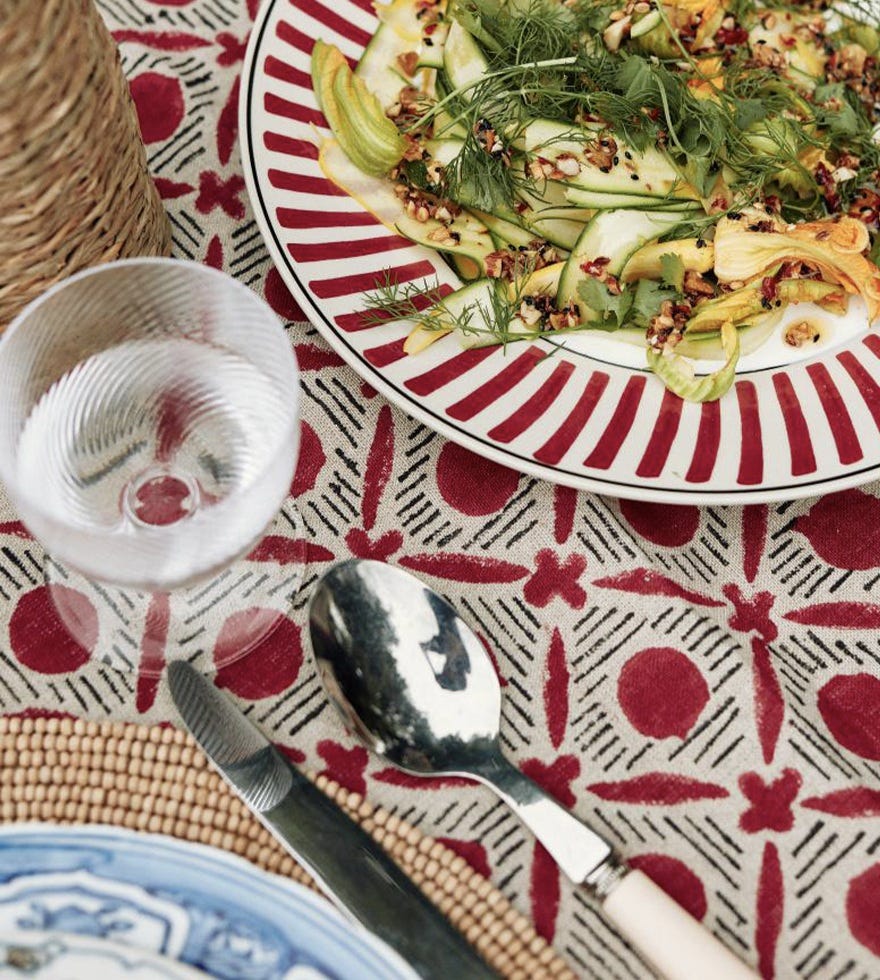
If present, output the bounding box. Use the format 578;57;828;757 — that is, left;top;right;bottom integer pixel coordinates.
813;81;845;103
577;278;633;330
826;102;861;139
659;252;685;292
632;278;675;325
617;55;658;106
810;83;861;139
402;159;429;190
576;0;616;34
455;174;508;211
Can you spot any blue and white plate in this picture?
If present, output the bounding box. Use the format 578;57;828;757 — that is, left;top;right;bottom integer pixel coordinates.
0;825;417;980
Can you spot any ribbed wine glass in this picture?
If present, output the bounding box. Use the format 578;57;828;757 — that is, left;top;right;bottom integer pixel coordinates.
0;258;305;676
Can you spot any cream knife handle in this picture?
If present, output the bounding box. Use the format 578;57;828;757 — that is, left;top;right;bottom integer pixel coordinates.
602;869;758;980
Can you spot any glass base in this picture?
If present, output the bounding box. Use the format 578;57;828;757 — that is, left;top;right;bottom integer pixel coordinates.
44;499;306;677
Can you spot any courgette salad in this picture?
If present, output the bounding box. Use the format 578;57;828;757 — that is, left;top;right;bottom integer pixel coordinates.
311;0;880;401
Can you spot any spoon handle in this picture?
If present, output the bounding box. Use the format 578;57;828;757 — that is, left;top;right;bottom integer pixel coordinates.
477;753;757;980
473;751;615;883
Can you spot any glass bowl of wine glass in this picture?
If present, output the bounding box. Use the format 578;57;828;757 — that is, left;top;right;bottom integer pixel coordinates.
0;258;306;678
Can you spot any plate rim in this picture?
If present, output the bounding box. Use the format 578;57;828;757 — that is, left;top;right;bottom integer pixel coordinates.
0;822;417;980
238;0;880;504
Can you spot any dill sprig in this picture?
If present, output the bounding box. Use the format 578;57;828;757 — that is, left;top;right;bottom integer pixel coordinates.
360;273;450;327
362;273;524;343
362;265;600;346
442;138;524;211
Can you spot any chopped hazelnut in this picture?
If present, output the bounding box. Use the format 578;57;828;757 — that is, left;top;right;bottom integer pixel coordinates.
785;320;821;347
396;51;419;77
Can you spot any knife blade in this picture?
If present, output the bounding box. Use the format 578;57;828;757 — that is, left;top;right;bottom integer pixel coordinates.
167;661;498;980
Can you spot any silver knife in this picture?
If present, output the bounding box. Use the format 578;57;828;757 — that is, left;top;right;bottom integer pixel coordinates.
167;661;498;980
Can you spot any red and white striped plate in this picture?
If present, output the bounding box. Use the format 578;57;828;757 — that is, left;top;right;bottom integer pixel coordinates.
240;0;880;503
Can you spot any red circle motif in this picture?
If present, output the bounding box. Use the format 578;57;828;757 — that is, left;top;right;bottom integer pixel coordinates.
292;421;326;496
265;266;306;322
818;673;880;760
617;647;710;739
796;489;880;569
628;853;708;921
10;586;95;674
435;442;520;516
129;73;185;144
619;500;701;547
133;475;193;526
214;611;302;698
847;864;880;957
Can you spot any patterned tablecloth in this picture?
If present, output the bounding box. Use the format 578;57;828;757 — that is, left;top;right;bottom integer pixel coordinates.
2;2;880;978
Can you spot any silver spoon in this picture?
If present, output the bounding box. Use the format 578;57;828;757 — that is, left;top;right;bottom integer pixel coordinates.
309;559;757;980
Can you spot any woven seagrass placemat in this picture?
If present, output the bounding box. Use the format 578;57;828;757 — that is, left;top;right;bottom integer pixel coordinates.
0;715;575;979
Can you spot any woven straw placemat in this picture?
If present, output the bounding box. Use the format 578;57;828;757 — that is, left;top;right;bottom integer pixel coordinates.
0;715;575;980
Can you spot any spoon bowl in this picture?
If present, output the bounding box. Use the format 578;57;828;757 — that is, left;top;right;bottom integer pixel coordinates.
308;558;501;775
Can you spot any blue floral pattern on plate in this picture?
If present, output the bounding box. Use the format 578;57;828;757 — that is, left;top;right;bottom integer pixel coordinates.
0;825;417;980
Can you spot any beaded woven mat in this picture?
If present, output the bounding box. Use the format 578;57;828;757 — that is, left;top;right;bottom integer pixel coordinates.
0;715;575;980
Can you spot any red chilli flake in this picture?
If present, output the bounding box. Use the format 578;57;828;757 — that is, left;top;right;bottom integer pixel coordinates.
815;162;841;212
761;276;779;303
715;26;749;45
580;257;611;276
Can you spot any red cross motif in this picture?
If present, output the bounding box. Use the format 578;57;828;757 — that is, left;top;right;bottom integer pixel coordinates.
724;583;778;641
345;528;403;561
523;550;587;609
739;769;802;833
317;739;369;796
195;170;246;218
216;32;248;66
